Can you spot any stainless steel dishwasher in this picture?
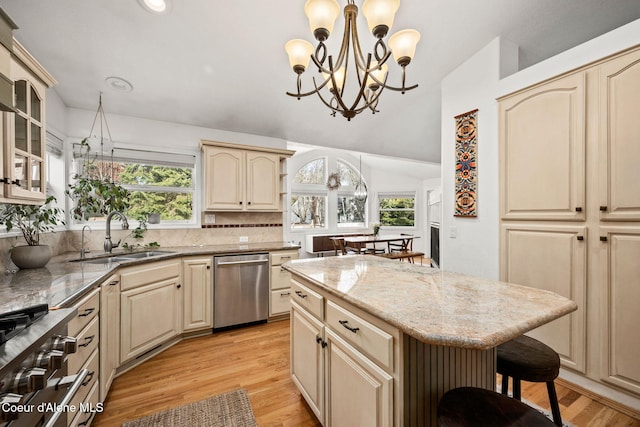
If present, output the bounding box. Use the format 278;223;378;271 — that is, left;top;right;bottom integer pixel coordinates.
213;253;269;329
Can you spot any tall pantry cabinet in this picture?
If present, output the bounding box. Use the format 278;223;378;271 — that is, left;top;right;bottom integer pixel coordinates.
499;46;640;397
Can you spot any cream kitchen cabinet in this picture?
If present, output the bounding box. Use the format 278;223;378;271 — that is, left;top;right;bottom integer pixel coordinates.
291;301;325;421
100;274;120;401
200;140;294;212
269;249;299;317
499;45;640;397
499;71;586;222
182;256;213;332
0;39;56;204
599;226;640;395
67;288;100;426
289;279;397;426
120;260;182;363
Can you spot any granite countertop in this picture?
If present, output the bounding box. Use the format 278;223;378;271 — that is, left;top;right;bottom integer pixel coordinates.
0;241;299;313
282;255;578;350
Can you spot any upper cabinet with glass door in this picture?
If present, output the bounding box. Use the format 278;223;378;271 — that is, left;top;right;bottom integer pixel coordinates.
0;39;56;204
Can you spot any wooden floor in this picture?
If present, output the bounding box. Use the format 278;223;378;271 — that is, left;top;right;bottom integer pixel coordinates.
93;320;640;427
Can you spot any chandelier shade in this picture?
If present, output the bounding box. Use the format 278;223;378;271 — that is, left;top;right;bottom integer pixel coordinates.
304;0;341;40
388;29;421;66
285;0;420;120
285;39;315;73
362;0;400;37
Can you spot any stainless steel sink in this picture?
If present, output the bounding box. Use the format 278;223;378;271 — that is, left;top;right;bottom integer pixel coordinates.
71;250;174;264
118;250;174;259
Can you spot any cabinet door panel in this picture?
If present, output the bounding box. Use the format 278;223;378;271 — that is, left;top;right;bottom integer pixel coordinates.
204;147;244;210
121;278;181;362
501;224;587;372
499;73;586;220
325;328;393;427
290;303;324;421
600;227;640;394
598;49;640;221
100;276;120;401
183;257;212;331
246;151;279;210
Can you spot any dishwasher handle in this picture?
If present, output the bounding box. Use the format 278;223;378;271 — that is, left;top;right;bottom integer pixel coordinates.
216;259;269;267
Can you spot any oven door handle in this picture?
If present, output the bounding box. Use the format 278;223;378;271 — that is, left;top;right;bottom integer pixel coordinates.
43;368;89;427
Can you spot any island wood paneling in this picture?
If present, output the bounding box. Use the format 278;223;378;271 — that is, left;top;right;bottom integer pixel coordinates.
403;335;496;427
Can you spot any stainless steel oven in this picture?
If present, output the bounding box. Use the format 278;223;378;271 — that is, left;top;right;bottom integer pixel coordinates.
0;305;86;427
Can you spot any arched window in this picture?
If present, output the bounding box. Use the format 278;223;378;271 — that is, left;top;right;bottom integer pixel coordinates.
291;158;327;229
290;156;367;229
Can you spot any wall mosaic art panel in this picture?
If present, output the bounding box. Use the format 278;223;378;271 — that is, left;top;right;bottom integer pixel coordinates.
454;109;478;217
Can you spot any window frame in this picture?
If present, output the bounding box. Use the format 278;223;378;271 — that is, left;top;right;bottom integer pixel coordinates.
69;145;197;228
377;191;417;228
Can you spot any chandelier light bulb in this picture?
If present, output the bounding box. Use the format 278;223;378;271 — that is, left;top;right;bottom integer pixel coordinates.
323;67;346;92
304;0;340;41
285;39;314;73
388;29;421;66
362;0;400;38
366;62;388;90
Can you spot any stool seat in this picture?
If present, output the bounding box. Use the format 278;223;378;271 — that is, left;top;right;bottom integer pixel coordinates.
437;387;556;427
497;335;562;426
497;335;560;382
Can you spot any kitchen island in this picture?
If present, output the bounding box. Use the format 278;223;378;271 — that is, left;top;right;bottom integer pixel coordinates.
282;255;577;427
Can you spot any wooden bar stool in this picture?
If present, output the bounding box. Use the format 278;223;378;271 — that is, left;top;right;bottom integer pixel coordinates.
497;335;562;426
437;387;556;426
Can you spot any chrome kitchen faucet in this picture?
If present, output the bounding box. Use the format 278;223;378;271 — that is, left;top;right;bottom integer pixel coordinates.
104;211;129;253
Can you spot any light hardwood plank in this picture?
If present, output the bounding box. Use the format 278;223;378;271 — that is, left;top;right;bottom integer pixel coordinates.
95;320;639;427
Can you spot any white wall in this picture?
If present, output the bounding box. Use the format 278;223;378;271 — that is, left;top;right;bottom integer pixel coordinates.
440;37;518;279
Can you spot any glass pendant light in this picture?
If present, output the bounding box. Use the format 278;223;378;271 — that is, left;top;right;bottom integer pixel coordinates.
354;155;368;202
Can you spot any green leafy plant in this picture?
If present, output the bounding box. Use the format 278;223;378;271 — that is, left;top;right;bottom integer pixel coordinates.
66;138;130;221
0;195;65;246
122;216;160;250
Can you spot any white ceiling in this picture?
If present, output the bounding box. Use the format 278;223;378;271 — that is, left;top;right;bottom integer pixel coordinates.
2;0;639;165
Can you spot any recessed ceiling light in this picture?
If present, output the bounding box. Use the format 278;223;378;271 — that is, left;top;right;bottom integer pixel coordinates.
138;0;171;14
105;76;133;92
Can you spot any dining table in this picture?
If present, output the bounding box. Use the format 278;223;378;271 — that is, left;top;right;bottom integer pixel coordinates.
341;233;420;253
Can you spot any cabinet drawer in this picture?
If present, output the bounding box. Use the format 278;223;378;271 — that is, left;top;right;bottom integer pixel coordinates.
68;350;99;426
68;289;100;337
69;381;99;427
326;300;393;371
271;265;291;290
68;316;99;374
290;280;323;320
270;288;291;316
121;260;181;291
271;251;299;265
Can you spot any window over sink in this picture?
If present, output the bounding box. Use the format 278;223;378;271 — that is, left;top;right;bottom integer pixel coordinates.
71;147;196;225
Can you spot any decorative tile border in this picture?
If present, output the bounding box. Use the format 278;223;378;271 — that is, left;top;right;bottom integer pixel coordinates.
454;109;478;217
201;223;283;229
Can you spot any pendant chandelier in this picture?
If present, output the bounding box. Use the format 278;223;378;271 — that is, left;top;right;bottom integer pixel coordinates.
354;155;367;202
285;0;420;120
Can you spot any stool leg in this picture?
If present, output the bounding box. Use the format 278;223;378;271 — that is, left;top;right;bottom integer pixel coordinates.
501;374;509;395
546;381;563;426
513;378;522;401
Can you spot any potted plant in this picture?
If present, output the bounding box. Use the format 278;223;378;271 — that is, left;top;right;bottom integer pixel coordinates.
0;195;65;269
66;138;130;221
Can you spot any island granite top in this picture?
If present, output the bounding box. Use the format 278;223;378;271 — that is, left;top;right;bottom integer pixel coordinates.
282;255;578;350
0;241;299;313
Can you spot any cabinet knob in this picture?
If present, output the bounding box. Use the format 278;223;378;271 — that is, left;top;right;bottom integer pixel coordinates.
600;206;608;212
177;284;182;289
575;207;582;212
577;235;584;241
600;236;608;242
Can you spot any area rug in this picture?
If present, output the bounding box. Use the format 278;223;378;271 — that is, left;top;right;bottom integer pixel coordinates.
122;389;257;427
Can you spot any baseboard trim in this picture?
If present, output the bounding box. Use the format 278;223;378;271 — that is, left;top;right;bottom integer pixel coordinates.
556;376;640;421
